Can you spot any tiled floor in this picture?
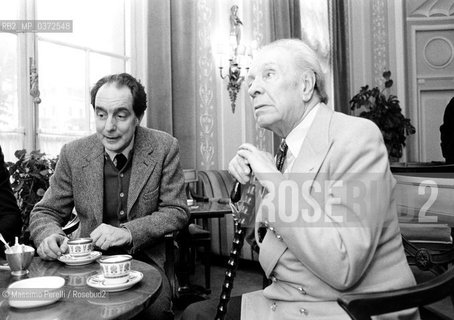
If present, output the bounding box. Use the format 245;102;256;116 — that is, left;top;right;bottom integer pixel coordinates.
174;257;263;319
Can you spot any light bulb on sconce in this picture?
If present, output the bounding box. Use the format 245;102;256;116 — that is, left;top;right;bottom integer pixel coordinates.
216;5;255;113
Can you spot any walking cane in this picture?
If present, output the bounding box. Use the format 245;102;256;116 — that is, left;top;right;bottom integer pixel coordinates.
214;180;256;320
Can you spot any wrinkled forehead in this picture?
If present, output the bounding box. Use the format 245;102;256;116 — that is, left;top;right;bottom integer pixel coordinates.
249;46;294;74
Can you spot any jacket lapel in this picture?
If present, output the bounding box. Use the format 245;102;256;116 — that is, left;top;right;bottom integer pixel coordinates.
257;104;335;275
127;127;157;218
292;103;334;190
81;138;105;225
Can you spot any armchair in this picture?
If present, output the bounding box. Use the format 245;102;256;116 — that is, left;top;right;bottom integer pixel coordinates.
402;233;454;276
337;266;454;320
62;213;80;237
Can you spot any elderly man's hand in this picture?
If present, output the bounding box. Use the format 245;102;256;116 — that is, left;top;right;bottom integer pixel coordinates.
229;143;281;190
90;223;132;251
37;233;68;260
228;152;252;185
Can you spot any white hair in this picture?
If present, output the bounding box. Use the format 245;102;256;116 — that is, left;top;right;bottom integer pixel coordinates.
263;39;328;104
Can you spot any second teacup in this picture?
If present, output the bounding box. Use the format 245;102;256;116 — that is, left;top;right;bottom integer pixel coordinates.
67;238;93;258
98;255;132;285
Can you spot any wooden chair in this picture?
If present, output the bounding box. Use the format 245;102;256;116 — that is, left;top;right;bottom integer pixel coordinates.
337;266;454;320
402;233;454;276
178;170;213;293
336;231;454;320
62;213;80;236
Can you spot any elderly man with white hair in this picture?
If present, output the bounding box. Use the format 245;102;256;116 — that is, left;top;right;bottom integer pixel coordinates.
182;39;418;320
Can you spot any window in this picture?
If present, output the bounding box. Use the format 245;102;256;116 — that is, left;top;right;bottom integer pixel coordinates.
0;0;146;160
0;0;20;159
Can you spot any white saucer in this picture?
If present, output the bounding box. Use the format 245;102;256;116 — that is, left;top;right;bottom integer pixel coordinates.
7;276;65;309
86;270;143;292
58;251;101;266
0;262;10;271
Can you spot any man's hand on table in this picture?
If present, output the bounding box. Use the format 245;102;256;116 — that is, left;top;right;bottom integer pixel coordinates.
37;233;68;260
90;223;132;251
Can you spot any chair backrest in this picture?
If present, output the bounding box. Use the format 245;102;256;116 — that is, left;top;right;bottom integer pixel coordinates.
337;266;454;320
402;234;454;276
390;163;454;175
62;212;80;237
196;170;233;200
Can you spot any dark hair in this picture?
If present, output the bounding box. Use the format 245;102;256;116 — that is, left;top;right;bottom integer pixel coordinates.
90;73;147;118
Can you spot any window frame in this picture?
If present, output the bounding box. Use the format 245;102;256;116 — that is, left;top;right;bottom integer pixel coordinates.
0;0;147;160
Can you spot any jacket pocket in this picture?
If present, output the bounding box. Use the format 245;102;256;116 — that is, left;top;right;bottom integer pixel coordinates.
143;187;159;201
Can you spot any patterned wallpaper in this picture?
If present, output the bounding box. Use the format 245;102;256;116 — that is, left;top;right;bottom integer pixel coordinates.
251;0;271;152
372;0;389;87
193;0;273;170
409;0;454;17
197;0;216;169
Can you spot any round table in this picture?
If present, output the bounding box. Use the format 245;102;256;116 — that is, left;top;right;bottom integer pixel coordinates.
0;256;162;320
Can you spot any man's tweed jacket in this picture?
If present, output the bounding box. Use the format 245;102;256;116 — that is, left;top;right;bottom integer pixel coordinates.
30;126;190;270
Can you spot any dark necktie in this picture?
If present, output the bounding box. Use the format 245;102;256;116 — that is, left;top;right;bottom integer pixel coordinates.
275;139;288;172
258;139;288;242
115;153;127;171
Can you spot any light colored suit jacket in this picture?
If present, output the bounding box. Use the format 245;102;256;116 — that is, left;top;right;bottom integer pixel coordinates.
242;104;418;320
29;126;190;270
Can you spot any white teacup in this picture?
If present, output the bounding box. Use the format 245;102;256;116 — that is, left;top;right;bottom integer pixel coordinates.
67;238;93;258
98;255;132;285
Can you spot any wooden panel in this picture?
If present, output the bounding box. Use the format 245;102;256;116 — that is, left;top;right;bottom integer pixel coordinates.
415;28;454;76
418;90;454;161
407;21;454;161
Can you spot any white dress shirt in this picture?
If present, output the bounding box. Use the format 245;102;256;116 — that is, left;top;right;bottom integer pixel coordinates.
283;103;320;173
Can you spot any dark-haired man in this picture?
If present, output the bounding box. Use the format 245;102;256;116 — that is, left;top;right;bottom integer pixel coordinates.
440;97;454;164
30;73;189;319
0;146;22;257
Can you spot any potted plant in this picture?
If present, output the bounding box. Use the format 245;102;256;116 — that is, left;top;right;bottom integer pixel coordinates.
6;149;58;244
350;71;416;160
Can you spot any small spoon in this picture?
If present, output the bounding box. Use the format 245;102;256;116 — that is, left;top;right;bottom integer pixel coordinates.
13;237;23;253
0;233;11;251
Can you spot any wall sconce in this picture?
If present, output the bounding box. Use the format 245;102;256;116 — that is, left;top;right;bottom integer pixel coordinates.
216;6;255;113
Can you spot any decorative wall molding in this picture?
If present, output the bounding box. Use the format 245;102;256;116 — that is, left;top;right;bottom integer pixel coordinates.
252;0;265;49
197;0;216;169
406;22;454;161
410;0;454;17
372;0;389;87
423;36;454;68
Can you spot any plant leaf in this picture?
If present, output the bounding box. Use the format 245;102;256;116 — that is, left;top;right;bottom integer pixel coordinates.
383;70;391;79
14;149;26;159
